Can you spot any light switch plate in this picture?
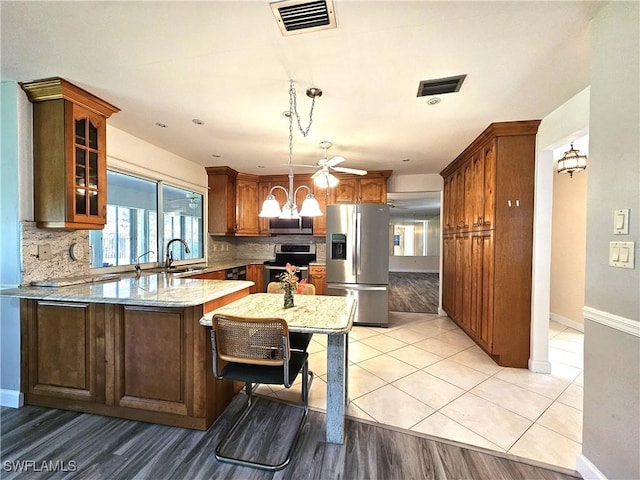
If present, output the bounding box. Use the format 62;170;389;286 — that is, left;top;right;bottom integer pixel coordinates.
613;209;630;235
609;241;635;269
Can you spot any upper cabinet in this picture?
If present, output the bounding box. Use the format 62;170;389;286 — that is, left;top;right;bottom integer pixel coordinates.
206;167;260;236
235;174;260;236
207;169;391;237
20;77;119;229
330;172;390;204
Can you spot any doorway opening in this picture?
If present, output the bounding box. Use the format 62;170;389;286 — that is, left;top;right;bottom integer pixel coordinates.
387;191;441;313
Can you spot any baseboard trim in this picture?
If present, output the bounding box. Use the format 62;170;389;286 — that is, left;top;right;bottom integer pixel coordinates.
576;454;608;480
582;306;639;338
549;313;584;332
528;358;552;374
0;388;24;408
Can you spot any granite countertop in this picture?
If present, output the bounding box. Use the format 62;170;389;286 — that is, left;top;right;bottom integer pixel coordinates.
200;293;356;334
0;274;254;308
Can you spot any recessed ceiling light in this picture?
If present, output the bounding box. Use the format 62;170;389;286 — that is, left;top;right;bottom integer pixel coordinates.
427;98;441;106
212;154;221;158
192;119;204;125
402;158;411;162
258;165;265;169
155;122;168;128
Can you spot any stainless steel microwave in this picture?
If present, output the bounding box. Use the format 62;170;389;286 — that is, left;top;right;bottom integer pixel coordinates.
268;216;313;235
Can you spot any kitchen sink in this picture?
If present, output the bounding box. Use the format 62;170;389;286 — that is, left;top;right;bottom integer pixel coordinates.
144;266;207;275
168;267;206;274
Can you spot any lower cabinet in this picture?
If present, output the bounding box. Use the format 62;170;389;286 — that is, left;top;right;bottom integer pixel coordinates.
20;288;249;429
246;264;263;294
21;300;105;405
309;265;326;295
442;229;529;367
187;270;226;280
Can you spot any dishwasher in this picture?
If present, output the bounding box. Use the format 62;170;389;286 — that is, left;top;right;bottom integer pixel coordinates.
225;267;246;280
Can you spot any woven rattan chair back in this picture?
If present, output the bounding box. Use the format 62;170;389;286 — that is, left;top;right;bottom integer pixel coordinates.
213;314;290;367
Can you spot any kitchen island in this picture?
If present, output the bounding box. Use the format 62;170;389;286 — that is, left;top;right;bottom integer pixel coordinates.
200;293;356;444
2;274;253;429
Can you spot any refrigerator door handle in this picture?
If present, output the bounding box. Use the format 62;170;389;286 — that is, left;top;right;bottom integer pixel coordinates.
356;211;362;275
352;210;358;274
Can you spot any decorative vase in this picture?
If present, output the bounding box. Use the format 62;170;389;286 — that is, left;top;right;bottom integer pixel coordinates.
283;287;294;309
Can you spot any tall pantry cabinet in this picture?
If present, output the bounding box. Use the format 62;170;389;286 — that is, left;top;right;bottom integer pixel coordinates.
440;120;540;368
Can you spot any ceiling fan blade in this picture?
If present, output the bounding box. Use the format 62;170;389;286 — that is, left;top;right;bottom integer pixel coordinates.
279;163;317;168
311;169;324;179
326;156;346;167
333;166;368;176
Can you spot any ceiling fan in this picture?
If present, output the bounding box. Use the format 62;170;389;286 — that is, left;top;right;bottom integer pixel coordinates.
289;141;368;188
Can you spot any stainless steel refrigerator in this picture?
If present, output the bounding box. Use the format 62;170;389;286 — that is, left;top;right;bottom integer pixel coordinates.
326;204;390;326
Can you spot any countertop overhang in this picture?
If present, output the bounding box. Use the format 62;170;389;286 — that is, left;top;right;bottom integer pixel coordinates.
0;274;254;308
200;293;355;335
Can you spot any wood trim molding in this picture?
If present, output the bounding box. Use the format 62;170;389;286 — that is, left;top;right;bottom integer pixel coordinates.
440;120;541;177
582;306;639;337
20;77;120;118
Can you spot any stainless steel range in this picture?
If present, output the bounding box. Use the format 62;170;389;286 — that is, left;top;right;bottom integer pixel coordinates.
263;244;317;291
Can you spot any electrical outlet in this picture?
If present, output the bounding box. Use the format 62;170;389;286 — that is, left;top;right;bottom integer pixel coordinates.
38;244;52;260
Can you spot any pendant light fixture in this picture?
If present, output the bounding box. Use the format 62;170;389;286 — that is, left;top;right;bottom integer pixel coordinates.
557;142;588;178
259;80;323;219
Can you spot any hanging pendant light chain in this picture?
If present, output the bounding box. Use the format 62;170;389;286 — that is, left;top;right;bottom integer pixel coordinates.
289;80;315;138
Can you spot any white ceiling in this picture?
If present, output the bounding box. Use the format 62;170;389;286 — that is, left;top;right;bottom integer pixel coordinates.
1;1;604;177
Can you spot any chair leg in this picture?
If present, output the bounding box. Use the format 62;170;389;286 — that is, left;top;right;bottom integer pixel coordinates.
215;372;309;471
301;360;312;409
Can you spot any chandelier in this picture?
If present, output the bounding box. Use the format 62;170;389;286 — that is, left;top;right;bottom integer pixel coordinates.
557;142;588;178
259;80;323;219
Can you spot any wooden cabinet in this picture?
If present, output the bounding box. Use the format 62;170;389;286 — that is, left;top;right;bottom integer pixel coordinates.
206;167;236;235
211;170;391;238
440;120;540;367
114;305;192;416
330;174;389;204
21;300;105;404
246;264;264;294
20;77;119;229
187;270;226;280
235;175;260;235
20;286;250;430
206;167;260;236
309;265;326;295
359;176;388;203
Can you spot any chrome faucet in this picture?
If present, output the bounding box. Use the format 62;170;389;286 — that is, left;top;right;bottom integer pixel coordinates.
165;238;191;269
135;250;155;273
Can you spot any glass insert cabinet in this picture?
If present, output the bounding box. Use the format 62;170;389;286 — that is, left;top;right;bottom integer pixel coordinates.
20;77;119;229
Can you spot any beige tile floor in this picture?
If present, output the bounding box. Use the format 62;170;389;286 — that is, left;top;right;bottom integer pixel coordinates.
256;313;584;471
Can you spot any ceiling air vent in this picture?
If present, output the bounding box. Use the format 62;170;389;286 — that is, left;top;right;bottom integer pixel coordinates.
417;74;467;97
270;0;336;36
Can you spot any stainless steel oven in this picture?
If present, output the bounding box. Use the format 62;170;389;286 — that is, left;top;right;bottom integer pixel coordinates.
263;244;316;292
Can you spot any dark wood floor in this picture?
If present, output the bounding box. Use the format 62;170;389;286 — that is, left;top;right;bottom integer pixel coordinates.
389;272;439;314
1;395;581;480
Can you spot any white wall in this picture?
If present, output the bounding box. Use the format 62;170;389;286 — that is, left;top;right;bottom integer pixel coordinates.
388;173;443;193
529;87;590;373
579;3;640;479
107;126;207;192
0;82;26;407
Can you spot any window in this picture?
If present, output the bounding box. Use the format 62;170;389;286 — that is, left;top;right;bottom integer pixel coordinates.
89;170;204;269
